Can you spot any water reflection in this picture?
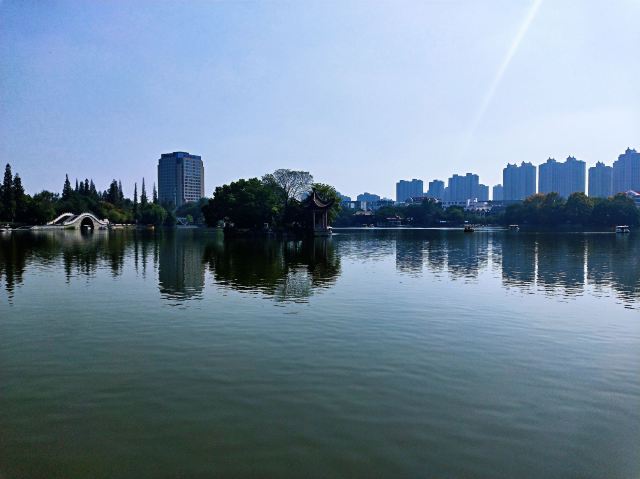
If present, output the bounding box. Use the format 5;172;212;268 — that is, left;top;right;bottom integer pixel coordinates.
158;231;207;300
203;237;340;302
1;229;639;308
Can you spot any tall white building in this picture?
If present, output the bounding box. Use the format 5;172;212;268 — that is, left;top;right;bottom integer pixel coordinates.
157;152;205;208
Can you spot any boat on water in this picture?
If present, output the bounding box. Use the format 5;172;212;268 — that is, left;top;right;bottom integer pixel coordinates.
509;224;520;232
463;225;475;233
615;225;630;234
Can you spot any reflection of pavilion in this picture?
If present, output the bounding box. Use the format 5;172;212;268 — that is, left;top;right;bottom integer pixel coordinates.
158;232;206;300
204;237;340;302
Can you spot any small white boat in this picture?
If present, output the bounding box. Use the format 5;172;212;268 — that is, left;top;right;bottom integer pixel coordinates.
509;224;520;232
615;225;630;234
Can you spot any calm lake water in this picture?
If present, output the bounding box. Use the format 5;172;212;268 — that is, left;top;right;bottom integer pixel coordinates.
1;228;639;478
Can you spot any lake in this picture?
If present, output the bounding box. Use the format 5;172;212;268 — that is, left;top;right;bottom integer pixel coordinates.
1;228;638;478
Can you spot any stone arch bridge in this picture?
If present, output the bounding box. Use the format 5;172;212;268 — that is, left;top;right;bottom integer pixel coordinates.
36;212;109;230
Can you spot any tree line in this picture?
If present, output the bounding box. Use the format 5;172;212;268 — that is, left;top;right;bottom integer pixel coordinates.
0;163;173;226
202;169;341;232
335;192;640;228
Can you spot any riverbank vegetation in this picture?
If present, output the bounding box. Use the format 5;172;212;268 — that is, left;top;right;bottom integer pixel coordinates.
201;169;340;232
0;163;174;226
335;192;640;229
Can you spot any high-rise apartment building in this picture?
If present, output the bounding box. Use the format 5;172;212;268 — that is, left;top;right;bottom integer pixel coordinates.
427;180;445;200
356;192;380;203
396;179;423;202
478;184;489;202
157;152;205;208
588;162;613;198
492;184;503;201
538;156;585;198
612;148;640;194
503;162;536;201
446;173;482;202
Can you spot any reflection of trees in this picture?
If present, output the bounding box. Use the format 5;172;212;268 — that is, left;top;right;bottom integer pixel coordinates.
587;235;640;305
0;234;28;299
395;239;425;275
500;235;536;288
444;234;489;279
158;230;208;301
535;235;586;294
204;237;340;302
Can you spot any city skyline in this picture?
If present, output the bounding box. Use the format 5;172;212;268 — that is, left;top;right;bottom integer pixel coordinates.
1;1;638;199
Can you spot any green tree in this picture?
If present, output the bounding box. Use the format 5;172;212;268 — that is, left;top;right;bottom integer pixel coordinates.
62;174;72;200
152;183;158;204
310;183;342;223
13;174;27;222
262;169;313;208
133;183;138;220
139;203;167;226
140;178;148;206
202;178;282;229
2;164;15;221
564;192;593;225
24;191;58;225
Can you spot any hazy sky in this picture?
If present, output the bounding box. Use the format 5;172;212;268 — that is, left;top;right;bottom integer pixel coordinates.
1;0;638;199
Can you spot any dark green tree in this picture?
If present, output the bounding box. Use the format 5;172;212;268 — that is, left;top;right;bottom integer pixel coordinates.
140;178;148;206
139;203;167;226
564;192;593;225
13;174;26;222
202;178;282;229
133;182;138;219
62;174;72;200
118;180;124;205
310;183;341;223
152;183;158;204
2;164;15;221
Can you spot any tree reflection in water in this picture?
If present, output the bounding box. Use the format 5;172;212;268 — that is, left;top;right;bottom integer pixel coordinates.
0;229;639;308
204;237;340;302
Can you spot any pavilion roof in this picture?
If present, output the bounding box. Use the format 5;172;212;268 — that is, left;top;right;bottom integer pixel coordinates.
306;189;334;209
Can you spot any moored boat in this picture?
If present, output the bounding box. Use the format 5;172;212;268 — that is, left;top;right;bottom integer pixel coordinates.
615;225;630;234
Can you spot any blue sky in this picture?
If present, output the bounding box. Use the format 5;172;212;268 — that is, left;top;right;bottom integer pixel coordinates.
1;0;638;199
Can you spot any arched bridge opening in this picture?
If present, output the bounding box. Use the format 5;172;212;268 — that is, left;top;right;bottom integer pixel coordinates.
80;216;96;230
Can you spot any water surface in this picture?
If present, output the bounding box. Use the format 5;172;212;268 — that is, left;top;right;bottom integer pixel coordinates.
1;229;639;478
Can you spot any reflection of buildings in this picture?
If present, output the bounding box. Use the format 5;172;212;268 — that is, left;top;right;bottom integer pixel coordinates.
536;237;585;293
588;235;640;303
500;236;536;287
395;240;425;275
445;234;488;278
158;232;206;300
